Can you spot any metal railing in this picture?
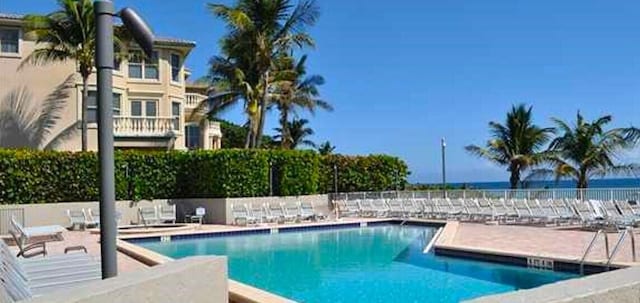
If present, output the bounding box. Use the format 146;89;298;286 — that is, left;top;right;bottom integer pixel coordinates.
579;229;608;275
606;227;637;270
0;208;24;235
113;116;177;137
331;188;640;202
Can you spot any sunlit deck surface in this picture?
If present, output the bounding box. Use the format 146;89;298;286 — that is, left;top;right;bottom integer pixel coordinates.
438;222;640;265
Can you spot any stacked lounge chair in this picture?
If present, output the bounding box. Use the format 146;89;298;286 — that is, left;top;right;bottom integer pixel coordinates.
0;240;101;301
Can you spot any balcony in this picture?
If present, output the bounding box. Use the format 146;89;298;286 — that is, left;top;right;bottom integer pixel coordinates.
113;116;177;137
185;93;207;109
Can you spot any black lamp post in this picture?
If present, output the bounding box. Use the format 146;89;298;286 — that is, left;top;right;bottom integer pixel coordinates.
95;0;153;279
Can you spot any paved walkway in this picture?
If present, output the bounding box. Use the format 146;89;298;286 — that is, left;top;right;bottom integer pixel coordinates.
446;223;640;264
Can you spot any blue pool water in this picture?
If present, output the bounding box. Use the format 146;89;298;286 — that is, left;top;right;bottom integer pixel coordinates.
136;225;577;303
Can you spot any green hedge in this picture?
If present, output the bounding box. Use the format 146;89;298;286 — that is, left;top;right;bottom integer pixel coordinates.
0;149;409;204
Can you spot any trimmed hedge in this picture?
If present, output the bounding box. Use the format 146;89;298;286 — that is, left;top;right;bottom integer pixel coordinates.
0;149;409;204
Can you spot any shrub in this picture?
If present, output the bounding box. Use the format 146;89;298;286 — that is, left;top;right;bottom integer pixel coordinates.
0;149;409;204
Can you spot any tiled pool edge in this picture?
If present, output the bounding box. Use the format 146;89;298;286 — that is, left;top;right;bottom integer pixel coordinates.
116;239;296;303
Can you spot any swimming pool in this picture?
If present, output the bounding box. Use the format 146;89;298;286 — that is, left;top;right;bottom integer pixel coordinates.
135;224;577;303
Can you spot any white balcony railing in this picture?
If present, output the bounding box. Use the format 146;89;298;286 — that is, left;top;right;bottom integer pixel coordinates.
113;116;177;137
185;93;207;109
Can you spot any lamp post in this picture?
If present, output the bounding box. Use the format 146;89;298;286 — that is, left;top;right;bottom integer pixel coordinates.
441;137;447;198
95;0;153;279
333;164;338;194
269;161;273;196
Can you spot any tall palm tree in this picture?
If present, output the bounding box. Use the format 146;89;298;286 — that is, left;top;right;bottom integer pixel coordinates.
0;75;78;150
317;141;335;155
271;54;332;149
465;104;554;189
274;118;315;149
20;0;96;151
527;112;640;188
207;0;319;148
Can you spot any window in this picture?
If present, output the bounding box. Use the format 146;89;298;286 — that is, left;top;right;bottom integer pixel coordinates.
86;92;122;123
128;51;158;79
170;54;181;82
130;100;157;117
172;102;181;130
185;124;200;149
0;28;19;54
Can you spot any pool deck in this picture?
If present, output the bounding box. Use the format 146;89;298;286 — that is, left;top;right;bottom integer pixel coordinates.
434;221;640;268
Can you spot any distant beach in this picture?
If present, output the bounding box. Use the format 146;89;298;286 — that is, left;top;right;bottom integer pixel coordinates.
447;178;640;189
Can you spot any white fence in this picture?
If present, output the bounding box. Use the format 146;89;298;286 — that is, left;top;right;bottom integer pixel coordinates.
332;188;640;202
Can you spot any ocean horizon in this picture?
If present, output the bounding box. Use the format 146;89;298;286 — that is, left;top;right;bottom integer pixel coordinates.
445;178;640;190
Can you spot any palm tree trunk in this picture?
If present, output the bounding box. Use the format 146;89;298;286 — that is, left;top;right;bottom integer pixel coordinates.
255;71;270;148
509;164;520;189
244;119;252;149
81;74;89;151
279;106;289;149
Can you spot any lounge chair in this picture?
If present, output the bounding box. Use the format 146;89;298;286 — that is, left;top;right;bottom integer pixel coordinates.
601;200;636;227
342;200;362;217
571;199;604;227
231;204;258;226
511;199;535;222
551;199;578;222
387;199;404;217
432;198;451;218
448;199;466;218
372;199;390;217
9;217;64;254
247;204;267;224
299;202;326;221
66;210;86;230
401;199;420;217
462;199;485;221
0;241;101;300
358;199;376;217
138;207;159;226
158;205;177;224
281;203;300;222
615;200;638;219
420;199;437;218
84;209;100;228
477;199;498;220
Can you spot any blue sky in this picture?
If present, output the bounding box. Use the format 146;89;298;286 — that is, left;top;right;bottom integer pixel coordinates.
4;0;640;183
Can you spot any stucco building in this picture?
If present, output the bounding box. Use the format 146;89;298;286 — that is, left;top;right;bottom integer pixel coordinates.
0;12;221;151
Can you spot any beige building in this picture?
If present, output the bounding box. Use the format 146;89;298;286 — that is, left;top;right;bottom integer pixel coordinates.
0;13;221;151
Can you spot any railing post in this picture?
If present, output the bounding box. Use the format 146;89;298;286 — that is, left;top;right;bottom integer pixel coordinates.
610;190;614;202
463;190;466;199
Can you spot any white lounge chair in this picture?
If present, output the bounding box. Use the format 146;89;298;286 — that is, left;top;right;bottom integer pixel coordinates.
281;203;299;223
9;217;64;253
372;199;390;217
158;205;177;224
138;207;159;226
0;241;101;300
232;204;258;226
358;199;376;217
387;199;404;217
401;199;420;217
299;201;326;221
66;210;86;230
84;209;100;228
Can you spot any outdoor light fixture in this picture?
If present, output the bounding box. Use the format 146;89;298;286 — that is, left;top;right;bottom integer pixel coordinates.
441;138;447;197
94;0;154;279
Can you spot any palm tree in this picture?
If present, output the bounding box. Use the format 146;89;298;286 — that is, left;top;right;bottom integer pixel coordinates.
271;54;332;149
317;141;335;155
527;112;640;188
20;0;96;151
0;75;78;149
207;0;320;148
274;118;315;149
465;104;554;189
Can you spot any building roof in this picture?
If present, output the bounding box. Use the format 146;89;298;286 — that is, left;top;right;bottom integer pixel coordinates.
0;12;195;48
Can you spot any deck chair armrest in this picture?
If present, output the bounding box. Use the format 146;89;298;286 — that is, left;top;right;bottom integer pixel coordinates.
19;241;47;258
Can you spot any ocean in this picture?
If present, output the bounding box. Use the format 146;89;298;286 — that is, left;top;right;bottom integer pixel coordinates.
447;178;640;189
